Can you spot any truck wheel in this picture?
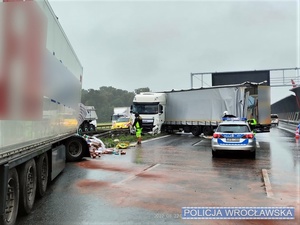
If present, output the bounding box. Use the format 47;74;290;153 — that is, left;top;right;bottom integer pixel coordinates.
36;153;49;198
191;126;200;136
0;168;19;225
19;159;37;215
83;122;89;132
65;138;85;162
203;126;214;136
166;126;174;134
78;127;83;135
89;124;95;131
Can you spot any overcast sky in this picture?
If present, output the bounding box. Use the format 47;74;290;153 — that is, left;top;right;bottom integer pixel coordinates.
48;0;299;104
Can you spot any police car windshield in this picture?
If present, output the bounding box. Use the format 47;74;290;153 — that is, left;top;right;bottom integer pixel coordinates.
217;125;250;133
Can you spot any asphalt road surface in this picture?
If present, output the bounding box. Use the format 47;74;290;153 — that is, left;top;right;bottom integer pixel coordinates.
16;126;299;225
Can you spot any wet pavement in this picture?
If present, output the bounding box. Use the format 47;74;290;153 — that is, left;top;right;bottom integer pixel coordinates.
16;127;299;225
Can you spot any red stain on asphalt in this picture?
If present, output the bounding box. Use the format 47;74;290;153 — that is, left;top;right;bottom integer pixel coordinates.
76;179;110;190
73;144;300;225
135;172;164;179
77;160;131;172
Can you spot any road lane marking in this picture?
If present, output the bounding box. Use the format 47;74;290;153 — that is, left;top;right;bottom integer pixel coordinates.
256;141;260;148
278;126;295;134
262;169;274;198
142;135;171;143
116;163;160;185
192;140;205;146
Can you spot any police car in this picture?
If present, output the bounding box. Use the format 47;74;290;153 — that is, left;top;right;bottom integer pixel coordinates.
211;117;256;158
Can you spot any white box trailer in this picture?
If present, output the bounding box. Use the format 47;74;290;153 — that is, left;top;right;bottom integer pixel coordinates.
112;107;130;124
131;82;271;136
163;85;246;136
0;1;89;225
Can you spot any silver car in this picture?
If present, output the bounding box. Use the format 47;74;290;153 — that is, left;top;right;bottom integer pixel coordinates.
211;119;256;158
271;114;279;126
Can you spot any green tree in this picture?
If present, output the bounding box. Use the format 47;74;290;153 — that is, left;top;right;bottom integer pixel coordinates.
81;86;143;123
134;87;151;94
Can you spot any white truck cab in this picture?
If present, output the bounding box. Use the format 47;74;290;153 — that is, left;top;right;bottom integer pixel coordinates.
130;92;166;134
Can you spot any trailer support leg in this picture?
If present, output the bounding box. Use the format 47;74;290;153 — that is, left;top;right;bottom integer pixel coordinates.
0;164;9;215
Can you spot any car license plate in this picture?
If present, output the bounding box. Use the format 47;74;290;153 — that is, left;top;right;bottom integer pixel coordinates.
226;138;239;142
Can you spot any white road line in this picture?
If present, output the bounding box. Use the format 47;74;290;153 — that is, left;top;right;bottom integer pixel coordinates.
142;135;171;143
262;169;274;198
278;126;295;134
256;141;260;148
130;135;171;147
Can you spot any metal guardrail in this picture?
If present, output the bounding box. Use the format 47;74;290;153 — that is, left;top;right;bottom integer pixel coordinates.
82;124;131;138
277;120;298;133
97;124;112;129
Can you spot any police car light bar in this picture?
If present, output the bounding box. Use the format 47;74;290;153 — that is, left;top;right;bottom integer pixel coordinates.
222;117;247;121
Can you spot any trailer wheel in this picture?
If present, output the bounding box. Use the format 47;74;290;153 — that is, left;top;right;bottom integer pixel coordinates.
0;168;19;225
19;159;37;215
203;126;213;136
191;126;200;136
65;138;85;162
36;153;49;198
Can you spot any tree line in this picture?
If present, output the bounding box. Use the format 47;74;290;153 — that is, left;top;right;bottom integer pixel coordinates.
81;86;150;123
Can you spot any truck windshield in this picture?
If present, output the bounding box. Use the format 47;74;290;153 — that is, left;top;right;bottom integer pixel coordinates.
112;115;121;121
271;114;278;119
132;103;159;114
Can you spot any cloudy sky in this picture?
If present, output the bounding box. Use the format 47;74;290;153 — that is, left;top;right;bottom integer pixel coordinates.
48;0;299;104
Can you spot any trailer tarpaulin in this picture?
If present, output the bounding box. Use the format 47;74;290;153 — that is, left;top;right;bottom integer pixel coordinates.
77;103;88;127
0;1;46;120
165;87;246;122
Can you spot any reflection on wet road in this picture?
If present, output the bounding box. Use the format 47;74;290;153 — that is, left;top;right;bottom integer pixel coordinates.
17;127;299;225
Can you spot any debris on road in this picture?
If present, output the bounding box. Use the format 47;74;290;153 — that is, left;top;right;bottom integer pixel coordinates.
83;135;128;158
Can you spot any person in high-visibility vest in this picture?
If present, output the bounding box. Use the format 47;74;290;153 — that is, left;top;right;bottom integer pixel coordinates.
247;118;257;131
133;113;143;145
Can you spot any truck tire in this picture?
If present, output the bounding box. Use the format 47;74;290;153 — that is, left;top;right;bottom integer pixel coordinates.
166;126;174;134
191;126;201;136
203;126;213;136
89;124;96;131
65;137;85;162
78;127;83;135
19;159;37;215
0;168;19;225
83;122;89;132
36;153;49;198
